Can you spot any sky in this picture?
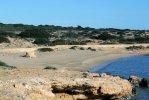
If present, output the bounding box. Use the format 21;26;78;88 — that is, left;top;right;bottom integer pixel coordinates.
0;0;148;29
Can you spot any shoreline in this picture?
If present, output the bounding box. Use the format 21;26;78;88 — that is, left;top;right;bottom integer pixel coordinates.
88;54;139;73
0;44;147;71
0;45;137;71
0;44;147;100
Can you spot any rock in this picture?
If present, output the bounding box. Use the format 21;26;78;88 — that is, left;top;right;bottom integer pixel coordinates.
98;76;132;99
23;51;36;58
128;76;141;87
140;78;149;87
132;87;137;95
52;75;132;99
99;73;108;77
0;70;132;100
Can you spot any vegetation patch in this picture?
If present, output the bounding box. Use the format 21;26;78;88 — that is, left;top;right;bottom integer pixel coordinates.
34;38;49;45
0;36;10;43
38;48;54;52
126;46;145;50
87;47;96;51
79;47;85;50
0;31;16;37
146;46;149;49
1;23;149;45
44;66;57;70
69;46;79;50
0;31;16;43
0;61;16;69
69;46;86;50
18;28;50;38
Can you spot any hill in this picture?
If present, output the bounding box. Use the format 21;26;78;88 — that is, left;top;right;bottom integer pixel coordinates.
0;23;149;45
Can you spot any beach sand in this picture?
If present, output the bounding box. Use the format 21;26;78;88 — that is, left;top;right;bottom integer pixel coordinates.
0;44;145;99
0;45;136;71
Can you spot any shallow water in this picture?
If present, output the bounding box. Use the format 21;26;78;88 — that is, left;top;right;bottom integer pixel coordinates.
89;55;149;100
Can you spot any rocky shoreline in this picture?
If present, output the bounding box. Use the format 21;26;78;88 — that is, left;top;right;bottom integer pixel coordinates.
128;76;149;94
0;69;132;100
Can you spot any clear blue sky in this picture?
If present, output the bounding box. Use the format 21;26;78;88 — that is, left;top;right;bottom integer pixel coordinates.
0;0;148;29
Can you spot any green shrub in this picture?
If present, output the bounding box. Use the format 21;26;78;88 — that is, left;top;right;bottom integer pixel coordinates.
18;28;50;38
0;36;10;43
38;48;54;52
52;39;66;45
93;32;118;40
0;61;8;66
34;38;49;45
44;66;57;70
0;61;16;69
69;46;78;50
126;46;145;50
79;47;85;50
71;41;87;45
87;47;96;51
0;31;16;37
146;46;149;49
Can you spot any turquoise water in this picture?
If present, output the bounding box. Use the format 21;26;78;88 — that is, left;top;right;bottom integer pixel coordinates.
89;55;149;100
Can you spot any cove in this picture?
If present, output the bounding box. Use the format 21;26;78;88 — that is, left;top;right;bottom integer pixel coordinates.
89;55;149;78
89;55;149;100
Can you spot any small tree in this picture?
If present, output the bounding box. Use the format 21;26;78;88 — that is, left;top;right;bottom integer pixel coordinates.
98;32;117;40
34;38;49;45
18;28;50;38
0;36;10;43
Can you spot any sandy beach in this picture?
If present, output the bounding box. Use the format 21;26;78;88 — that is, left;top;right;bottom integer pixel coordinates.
0;44;147;99
0;44;141;71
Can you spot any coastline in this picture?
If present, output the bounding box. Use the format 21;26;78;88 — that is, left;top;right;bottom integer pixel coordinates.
0;45;137;71
0;44;147;99
88;54;138;73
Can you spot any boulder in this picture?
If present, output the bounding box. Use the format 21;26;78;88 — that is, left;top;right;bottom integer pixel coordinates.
140;78;149;87
128;76;141;87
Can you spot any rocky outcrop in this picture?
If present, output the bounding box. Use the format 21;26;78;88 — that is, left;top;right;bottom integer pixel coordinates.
140;78;149;87
128;76;141;87
0;69;132;100
128;76;149;88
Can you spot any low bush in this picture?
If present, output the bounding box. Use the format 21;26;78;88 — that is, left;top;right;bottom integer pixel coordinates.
146;46;149;49
34;38;49;45
87;47;96;51
69;46;86;50
18;28;50;38
0;61;8;66
69;46;78;50
38;48;54;52
126;46;145;50
79;47;85;50
0;36;10;43
0;61;16;69
0;31;16;37
44;66;57;70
